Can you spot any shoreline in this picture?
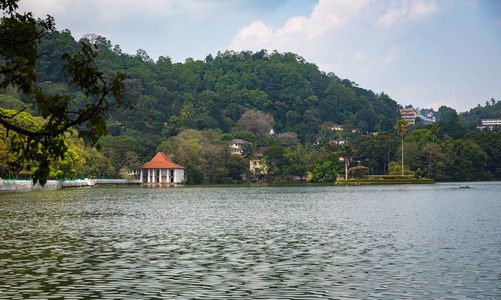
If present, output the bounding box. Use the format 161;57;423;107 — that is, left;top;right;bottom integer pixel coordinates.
0;179;140;192
3;177;486;192
335;180;435;186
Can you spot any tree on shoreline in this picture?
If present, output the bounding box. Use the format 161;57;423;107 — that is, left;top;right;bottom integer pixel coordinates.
0;0;131;185
340;143;354;179
394;120;409;176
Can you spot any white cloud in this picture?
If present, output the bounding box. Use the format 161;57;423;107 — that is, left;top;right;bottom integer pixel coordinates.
233;21;274;45
376;0;439;27
383;47;401;64
18;0;226;24
376;3;407;27
18;0;70;15
230;0;373;51
407;0;439;21
354;51;366;62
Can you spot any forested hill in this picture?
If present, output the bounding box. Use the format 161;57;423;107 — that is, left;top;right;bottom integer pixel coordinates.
33;31;401;144
2;29;501;182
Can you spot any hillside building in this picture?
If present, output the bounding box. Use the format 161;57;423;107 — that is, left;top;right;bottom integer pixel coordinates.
400;107;417;125
250;147;268;177
479;119;501;130
230;139;247;155
329;136;346;145
417;111;436;124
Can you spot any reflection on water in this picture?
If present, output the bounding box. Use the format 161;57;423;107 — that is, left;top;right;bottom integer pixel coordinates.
1;183;500;299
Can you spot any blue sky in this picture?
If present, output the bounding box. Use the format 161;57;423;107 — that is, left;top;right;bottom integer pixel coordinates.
19;0;501;112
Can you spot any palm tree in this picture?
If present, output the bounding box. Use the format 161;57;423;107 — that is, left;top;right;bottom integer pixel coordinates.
241;142;256;180
394;120;409;176
430;124;439;143
340;143;354;179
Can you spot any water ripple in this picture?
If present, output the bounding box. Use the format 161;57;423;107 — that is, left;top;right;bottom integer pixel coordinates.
1;183;500;298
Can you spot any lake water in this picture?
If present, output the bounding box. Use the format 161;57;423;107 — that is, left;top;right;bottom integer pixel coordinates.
0;182;500;299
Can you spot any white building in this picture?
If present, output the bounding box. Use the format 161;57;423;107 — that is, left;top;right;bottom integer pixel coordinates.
230;139;247;155
418;112;436;124
139;152;185;184
250;147;268;176
481;119;501;127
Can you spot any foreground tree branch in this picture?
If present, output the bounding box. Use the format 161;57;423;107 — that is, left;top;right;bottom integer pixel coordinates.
0;0;132;185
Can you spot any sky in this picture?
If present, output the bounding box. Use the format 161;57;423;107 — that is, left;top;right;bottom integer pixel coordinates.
17;0;501;112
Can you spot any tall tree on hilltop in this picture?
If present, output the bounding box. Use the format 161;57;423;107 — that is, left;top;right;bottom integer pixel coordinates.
235;110;274;139
394;120;409;176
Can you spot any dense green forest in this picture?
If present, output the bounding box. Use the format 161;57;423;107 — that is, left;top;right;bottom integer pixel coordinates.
1;30;500;182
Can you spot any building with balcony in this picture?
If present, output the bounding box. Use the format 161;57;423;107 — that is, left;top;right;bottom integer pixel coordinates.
230;139;247;155
400;107;417;125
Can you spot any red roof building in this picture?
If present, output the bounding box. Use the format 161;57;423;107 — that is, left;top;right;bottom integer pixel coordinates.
329;136;346;145
400;107;417;125
139;152;185;184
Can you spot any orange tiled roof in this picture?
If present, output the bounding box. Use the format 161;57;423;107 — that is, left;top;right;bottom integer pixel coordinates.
256;147;268;157
140;152;185;169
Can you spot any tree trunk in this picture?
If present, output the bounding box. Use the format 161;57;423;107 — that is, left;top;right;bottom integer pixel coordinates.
345;159;348;179
428;154;432;179
401;137;404;176
387;147;390;175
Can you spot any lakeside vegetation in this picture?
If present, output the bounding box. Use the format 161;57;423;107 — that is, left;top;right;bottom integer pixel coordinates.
338;178;435;185
1;17;500;184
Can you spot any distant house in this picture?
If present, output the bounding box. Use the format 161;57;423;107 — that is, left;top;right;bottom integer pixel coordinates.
417;112;436;124
230;139;247;155
139;152;185;184
250;147;268;176
330;136;346;145
331;125;344;131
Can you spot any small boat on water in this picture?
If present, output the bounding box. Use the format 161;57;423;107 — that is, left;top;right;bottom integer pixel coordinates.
453;185;472;189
